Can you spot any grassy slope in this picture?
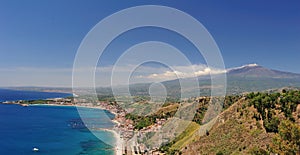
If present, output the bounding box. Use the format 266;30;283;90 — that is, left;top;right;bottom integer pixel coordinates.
180;98;274;154
170;122;200;151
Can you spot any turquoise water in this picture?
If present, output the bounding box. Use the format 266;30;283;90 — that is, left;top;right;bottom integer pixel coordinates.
0;89;116;155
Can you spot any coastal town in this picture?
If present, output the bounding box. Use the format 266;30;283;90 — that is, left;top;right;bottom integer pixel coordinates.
73;97;169;155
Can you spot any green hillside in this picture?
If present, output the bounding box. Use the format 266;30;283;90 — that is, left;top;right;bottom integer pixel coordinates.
179;89;300;155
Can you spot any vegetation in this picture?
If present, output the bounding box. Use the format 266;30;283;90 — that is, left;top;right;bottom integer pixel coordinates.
125;103;178;130
247;89;300;134
270;119;300;154
22;99;47;104
179;89;299;155
159;122;200;154
125;113;156;130
97;95;115;102
107;89;299;154
158;95;242;154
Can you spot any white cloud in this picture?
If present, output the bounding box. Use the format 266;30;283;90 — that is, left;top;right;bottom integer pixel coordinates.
137;64;226;81
194;67;226;76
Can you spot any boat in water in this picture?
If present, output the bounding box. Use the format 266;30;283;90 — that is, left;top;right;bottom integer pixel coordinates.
32;147;39;152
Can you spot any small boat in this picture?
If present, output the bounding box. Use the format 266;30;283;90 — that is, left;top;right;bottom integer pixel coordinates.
32;147;39;152
73;93;79;97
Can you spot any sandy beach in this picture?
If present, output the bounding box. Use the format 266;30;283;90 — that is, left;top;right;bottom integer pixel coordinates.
110;129;123;155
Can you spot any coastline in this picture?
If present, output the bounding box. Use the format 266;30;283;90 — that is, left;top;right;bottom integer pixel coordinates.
0;89;125;155
110;129;123;155
27;103;122;155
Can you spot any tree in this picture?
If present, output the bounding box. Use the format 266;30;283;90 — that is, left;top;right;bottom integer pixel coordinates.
270;120;300;154
263;117;280;133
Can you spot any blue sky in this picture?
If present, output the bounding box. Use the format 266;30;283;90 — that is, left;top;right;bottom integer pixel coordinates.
1;0;300;87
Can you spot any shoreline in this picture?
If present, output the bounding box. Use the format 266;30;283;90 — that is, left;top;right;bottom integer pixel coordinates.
0;102;122;155
26;103;123;155
29;103;118;115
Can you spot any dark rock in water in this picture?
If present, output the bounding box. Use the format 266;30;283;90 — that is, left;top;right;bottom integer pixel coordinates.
79;140;113;155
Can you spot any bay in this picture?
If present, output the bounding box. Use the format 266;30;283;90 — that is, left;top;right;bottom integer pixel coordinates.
0;89;116;155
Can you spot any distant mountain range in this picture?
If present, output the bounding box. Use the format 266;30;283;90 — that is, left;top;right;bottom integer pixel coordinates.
6;64;300;97
106;64;300;97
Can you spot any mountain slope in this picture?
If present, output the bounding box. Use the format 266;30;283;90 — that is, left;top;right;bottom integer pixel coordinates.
227;64;300;79
182;97;273;154
180;90;300;154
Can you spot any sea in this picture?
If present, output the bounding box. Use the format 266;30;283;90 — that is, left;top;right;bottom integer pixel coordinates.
0;88;116;155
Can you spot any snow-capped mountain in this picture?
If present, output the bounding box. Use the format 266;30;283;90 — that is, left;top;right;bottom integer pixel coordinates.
227;64;300;78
